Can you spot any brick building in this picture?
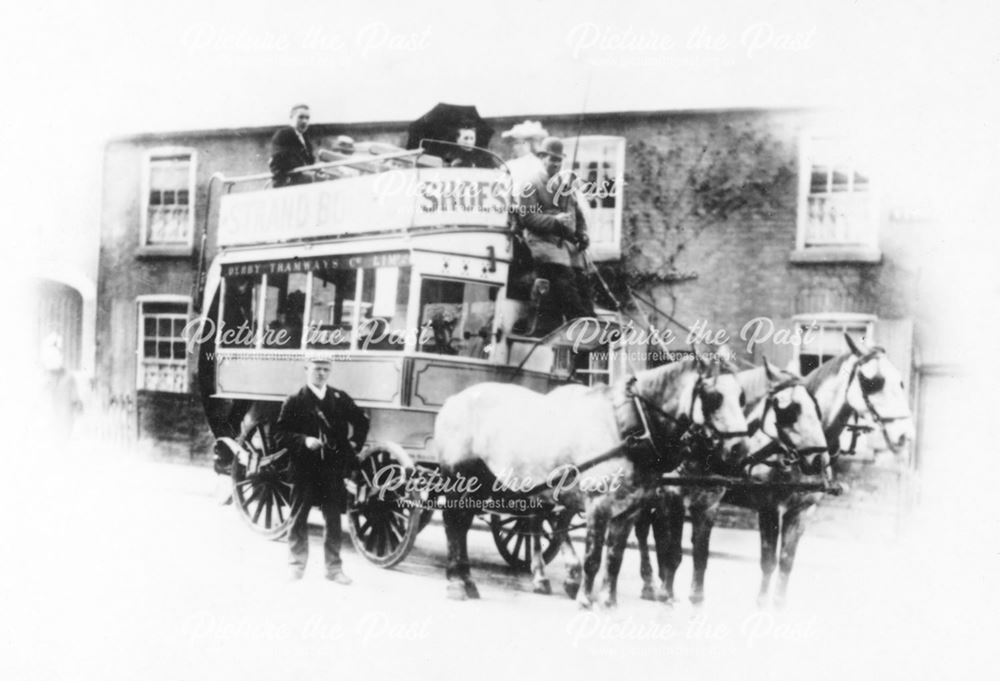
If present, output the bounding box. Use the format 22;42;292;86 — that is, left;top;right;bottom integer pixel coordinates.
96;107;940;526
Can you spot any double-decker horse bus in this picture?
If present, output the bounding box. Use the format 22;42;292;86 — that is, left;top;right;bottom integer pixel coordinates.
195;144;624;568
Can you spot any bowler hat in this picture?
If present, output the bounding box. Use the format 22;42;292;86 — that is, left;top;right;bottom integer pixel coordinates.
537;136;565;160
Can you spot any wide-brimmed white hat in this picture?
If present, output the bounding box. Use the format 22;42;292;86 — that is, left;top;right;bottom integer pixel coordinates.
501;120;548;141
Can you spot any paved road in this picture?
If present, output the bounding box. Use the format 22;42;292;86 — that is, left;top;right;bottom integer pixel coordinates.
2;448;994;681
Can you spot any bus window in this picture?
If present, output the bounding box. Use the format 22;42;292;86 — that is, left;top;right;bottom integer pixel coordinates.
221;275;260;348
262;272;308;349
357;266;410;351
306;268;358;350
418;278;498;357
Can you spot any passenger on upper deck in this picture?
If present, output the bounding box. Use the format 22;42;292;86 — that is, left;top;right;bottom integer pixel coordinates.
514;137;594;335
501;120;548;159
447;123;492;168
269;104;317;187
316;136;360;178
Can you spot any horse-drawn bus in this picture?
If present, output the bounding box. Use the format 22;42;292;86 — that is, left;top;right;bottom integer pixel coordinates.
195;143;623;569
195;137;913;607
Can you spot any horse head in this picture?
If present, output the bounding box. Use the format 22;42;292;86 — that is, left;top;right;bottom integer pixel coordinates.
843;335;914;453
745;359;830;475
690;355;751;467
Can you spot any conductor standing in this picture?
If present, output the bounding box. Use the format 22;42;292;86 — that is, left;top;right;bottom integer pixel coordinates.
276;356;370;583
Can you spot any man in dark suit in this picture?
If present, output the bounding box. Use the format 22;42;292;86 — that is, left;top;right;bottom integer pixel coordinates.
269;104;316;187
275;356;370;583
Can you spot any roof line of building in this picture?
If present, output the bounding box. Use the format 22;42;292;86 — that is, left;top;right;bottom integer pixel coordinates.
106;104;824;144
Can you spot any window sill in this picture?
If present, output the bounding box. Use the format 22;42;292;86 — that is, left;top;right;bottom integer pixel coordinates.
137;245;194;258
790;247;882;265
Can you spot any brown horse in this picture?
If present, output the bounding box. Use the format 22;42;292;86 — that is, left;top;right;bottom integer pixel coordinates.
731;335;914;607
433;356;750;607
635;359;828;604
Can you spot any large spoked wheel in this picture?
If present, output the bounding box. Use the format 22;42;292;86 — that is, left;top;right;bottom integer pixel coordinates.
490;507;566;572
347;444;422;568
230;423;294;540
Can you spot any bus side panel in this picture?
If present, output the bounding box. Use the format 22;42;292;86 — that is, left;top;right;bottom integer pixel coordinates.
408;357;562;409
215;354;404;404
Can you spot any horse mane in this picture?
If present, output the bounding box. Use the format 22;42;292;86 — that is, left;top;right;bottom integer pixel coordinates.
804;352;853;392
635;356;698;398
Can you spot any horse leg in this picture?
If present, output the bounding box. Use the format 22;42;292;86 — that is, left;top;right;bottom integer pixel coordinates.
443;506;478;600
576;500;608;610
598;510;635;609
689;491;721;605
635;507;658;601
774;501;811;608
559;509;583;599
530;514;552;595
757;504;780;608
656;492;685;604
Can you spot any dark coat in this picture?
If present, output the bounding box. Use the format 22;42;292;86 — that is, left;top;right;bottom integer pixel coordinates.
274;385;370;512
269;127;315;187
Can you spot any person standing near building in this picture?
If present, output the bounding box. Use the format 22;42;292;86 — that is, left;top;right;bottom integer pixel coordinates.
38;333;81;443
275;356;369;583
269;104;316;187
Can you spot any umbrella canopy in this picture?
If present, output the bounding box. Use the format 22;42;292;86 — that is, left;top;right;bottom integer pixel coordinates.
406;103;496;165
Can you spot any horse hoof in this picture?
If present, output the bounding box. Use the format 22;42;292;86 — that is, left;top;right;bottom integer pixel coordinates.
640;585;656;601
689;592;705;606
655;588;673;603
532;578;552;595
447;582;468;601
563;581;580;600
464;581;481;600
756;595;770;609
576;593;594;610
600;595;617;610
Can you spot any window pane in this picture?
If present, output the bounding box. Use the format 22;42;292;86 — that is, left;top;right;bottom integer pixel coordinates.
831;168;850;192
307;268;357;350
143;302;187;315
418;278;498;357
810;167;828;194
157;341;170;358
149;190;162;206
221;276;260;348
357;267;410;351
172;342;186;360
144;340;156;358
157;318;171;336
263;272;308;349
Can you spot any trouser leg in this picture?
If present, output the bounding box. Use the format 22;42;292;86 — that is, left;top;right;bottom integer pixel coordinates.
572;267;595;317
536;263;589;329
288;483;313;572
320;500;344;575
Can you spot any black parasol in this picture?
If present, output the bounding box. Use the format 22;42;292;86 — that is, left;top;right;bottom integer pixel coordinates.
406;103;496;166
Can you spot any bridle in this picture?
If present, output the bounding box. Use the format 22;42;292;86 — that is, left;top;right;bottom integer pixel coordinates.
846;349;910;454
625;371;748;471
742;379;828;475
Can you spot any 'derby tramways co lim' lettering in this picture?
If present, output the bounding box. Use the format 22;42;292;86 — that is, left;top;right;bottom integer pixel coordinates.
220;252;410;278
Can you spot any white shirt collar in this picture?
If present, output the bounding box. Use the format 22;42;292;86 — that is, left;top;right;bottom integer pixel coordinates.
307;383;327;401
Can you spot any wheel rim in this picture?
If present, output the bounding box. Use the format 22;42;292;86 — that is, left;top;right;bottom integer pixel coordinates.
231;424;293;539
491;511;563;571
347;447;421;568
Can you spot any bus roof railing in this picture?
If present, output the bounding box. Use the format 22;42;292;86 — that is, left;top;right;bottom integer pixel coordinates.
216;148;430;187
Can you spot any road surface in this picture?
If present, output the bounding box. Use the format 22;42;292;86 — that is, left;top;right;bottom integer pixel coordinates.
1;444;994;681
